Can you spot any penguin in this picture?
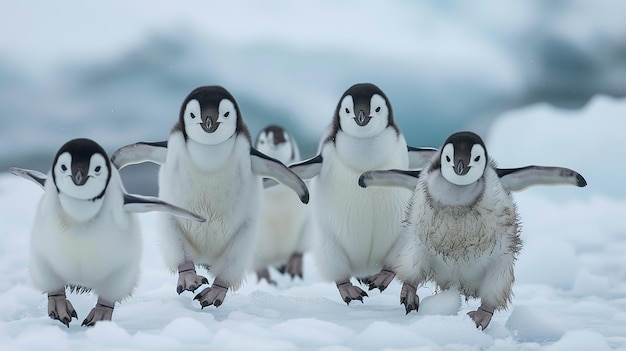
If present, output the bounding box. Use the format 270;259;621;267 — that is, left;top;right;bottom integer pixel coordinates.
288;83;434;304
10;138;204;327
358;131;587;329
111;86;309;309
251;125;311;285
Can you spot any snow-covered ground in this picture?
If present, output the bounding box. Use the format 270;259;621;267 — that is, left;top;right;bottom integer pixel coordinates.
1;98;625;350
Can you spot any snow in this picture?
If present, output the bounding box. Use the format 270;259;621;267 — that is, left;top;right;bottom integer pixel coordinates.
1;99;626;350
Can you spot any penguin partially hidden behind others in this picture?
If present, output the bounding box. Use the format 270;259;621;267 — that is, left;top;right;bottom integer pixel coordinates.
251;125;311;285
111;86;309;309
288;83;436;304
10;138;204;327
358;131;587;329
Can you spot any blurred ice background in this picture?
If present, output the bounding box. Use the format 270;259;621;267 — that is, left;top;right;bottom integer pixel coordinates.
1;0;625;196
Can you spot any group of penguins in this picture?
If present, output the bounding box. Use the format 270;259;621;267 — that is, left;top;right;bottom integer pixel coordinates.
11;83;587;330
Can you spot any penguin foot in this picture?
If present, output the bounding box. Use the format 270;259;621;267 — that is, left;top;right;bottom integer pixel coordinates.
256;268;277;286
400;282;419;314
47;292;77;327
194;282;228;309
82;301;114;327
367;269;396;292
356;277;371;285
177;261;209;294
285;252;303;279
467;305;494;330
336;280;368;305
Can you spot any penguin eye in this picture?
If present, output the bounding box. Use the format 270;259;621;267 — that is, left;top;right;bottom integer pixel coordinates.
345;108;350;114
375;106;381;113
190;112;196;119
61;164;68;172
474;156;481;162
223;111;230;118
95;166;102;173
445;156;451;163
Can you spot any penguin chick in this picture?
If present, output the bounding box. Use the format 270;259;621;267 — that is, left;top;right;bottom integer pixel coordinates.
288;83;434;304
251;125;311;285
111;86;309;309
358;131;587;329
10;138;204;327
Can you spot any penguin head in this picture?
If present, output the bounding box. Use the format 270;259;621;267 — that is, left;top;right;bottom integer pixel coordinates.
335;83;393;139
179;86;243;145
440;131;487;186
52;138;111;201
255;125;297;164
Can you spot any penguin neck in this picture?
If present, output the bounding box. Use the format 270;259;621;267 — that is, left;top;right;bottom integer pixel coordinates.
426;169;485;207
186;133;238;173
58;193;104;222
334;127;405;171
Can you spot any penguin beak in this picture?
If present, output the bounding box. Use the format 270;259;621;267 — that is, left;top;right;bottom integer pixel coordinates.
201;115;220;133
454;159;470;176
72;167;89;186
354;110;372;127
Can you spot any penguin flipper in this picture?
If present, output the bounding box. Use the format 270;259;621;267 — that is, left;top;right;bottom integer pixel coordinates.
123;194;205;222
289;154;323;180
251;148;310;204
358;169;421;190
111;141;168;169
9;167;47;189
407;146;437;169
496;166;588;192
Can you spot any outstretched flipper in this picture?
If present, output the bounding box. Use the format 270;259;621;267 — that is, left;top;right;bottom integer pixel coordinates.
496;166;587;191
111;141;168;170
289;154;323;180
358;169;421;190
123;194;205;222
407;146;437;169
9;167;47;189
251;148;309;204
263;154;323;189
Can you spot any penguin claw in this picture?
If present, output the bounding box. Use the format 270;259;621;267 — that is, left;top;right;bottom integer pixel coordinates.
285;253;304;280
47;293;77;327
400;282;419;315
194;284;228;309
177;270;209;294
337;281;369;305
467;305;494;330
367;269;396;293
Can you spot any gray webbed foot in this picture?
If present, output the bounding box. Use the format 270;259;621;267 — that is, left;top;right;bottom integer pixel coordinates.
194;281;228;309
336;280;368;305
367;269;396;292
47;291;77;327
284;252;303;279
400;282;419;314
177;261;208;294
82;299;114;327
256;268;277;286
467;304;494;330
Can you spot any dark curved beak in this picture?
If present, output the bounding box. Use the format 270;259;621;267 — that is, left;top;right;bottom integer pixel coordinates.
201;115;220;133
454;160;470;176
72;168;88;186
354;110;372;127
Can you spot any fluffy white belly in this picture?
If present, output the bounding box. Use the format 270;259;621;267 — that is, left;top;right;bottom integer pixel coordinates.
159;158;260;262
32;211;140;287
314;161;410;275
